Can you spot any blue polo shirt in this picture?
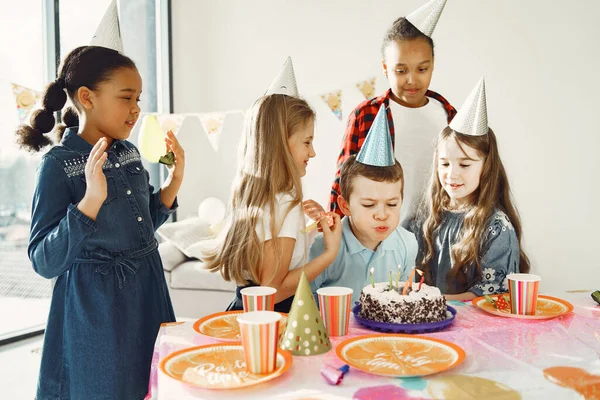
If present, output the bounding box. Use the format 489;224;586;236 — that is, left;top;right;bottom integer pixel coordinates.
309;216;418;304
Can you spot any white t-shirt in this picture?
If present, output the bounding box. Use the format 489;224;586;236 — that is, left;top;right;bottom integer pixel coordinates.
389;98;448;222
256;193;306;271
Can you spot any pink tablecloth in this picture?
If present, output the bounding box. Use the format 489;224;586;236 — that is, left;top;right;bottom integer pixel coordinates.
147;292;600;399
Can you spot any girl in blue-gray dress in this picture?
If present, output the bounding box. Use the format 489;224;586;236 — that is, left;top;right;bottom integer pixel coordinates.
16;46;184;400
413;78;530;301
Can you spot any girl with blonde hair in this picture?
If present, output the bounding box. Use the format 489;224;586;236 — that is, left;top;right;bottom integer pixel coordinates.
206;94;341;312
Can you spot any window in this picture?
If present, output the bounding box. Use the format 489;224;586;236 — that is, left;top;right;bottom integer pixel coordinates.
0;0;51;341
0;0;172;342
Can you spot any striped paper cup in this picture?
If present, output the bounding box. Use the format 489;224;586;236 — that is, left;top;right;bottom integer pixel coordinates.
317;287;353;336
507;273;541;315
236;311;281;374
241;286;277;312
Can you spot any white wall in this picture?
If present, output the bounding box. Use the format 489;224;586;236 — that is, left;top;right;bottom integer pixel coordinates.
171;0;600;293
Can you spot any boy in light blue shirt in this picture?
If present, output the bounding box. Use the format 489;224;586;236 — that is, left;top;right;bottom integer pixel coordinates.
308;106;417;304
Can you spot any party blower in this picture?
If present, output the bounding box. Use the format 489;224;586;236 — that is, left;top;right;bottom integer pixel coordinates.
138;115;175;166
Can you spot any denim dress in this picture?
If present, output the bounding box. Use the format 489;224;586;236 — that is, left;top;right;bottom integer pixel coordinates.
412;209;520;295
29;128;176;400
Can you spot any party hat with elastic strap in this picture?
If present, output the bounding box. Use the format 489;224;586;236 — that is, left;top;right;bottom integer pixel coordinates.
90;0;124;53
265;56;299;97
356;106;395;167
449;77;489;136
405;0;447;37
279;271;331;356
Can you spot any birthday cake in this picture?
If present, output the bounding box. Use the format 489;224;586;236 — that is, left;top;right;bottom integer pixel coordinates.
358;282;447;324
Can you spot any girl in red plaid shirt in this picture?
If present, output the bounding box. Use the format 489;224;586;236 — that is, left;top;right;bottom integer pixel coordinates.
321;4;457;227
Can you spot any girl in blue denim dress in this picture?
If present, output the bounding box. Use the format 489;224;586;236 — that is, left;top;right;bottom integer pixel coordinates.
412;78;530;301
16;46;184;400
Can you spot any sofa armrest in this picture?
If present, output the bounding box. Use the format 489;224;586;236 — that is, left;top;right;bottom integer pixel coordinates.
158;241;188;272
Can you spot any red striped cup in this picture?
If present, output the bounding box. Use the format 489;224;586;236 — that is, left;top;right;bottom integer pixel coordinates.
507;273;541;315
317;287;353;336
240;286;276;312
236;311;281;374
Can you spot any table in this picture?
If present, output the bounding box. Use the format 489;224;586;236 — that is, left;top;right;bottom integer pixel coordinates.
146;292;600;399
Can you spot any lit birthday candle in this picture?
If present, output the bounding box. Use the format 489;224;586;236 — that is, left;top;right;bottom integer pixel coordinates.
402;267;416;295
388;270;393;291
395;264;401;290
417;269;425;291
370;267;375;288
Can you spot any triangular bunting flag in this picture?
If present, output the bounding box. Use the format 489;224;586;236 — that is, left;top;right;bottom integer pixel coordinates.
198;113;226;152
321;90;343;121
12;83;42;124
156;114;187;135
280;271;331;356
356;77;376;100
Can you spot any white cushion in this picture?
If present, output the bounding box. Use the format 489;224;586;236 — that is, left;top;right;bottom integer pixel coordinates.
170;260;237;292
158;241;188;272
157;217;214;259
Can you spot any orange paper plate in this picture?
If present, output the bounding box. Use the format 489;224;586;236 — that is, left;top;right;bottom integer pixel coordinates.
160;343;293;390
472;294;573;320
336;334;465;377
193;311;288;342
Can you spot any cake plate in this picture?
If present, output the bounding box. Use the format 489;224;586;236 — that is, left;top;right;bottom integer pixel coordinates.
352;303;457;334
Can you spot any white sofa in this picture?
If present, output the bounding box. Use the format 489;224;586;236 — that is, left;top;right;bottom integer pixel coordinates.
159;240;236;319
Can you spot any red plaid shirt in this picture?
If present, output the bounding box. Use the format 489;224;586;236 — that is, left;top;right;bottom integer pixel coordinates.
329;88;457;216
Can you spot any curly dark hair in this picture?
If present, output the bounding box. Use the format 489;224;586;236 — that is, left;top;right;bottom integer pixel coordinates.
16;46;136;152
381;17;434;58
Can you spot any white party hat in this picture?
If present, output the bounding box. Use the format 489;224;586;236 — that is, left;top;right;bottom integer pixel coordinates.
265;57;299;97
90;0;124;53
405;0;447;37
449;77;489;136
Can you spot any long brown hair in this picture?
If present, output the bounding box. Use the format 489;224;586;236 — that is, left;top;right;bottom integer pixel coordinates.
205;94;315;285
418;127;530;291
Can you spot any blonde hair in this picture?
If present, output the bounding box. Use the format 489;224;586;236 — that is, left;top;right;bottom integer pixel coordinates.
417;127;530;292
205;94;315;285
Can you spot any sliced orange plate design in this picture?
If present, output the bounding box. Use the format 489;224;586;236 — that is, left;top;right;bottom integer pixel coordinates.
160;343;293;390
193;311;288;342
472;294;573;320
336;334;465;378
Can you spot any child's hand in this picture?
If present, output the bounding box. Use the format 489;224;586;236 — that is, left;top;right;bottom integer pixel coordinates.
84;138;108;206
320;212;342;262
165;130;185;182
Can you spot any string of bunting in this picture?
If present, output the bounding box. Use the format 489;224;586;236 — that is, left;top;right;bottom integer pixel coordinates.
140;110;245;152
318;76;377;121
9;74;380;148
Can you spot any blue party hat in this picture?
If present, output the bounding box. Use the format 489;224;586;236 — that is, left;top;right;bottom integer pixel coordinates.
356;106;395;167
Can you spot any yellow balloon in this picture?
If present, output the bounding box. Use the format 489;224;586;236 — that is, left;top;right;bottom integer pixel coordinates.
138;115;166;163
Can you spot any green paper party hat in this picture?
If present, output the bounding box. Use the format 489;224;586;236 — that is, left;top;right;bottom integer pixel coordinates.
279;271;331;356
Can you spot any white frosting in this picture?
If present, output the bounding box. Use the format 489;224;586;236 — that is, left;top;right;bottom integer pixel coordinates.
362;282;443;307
